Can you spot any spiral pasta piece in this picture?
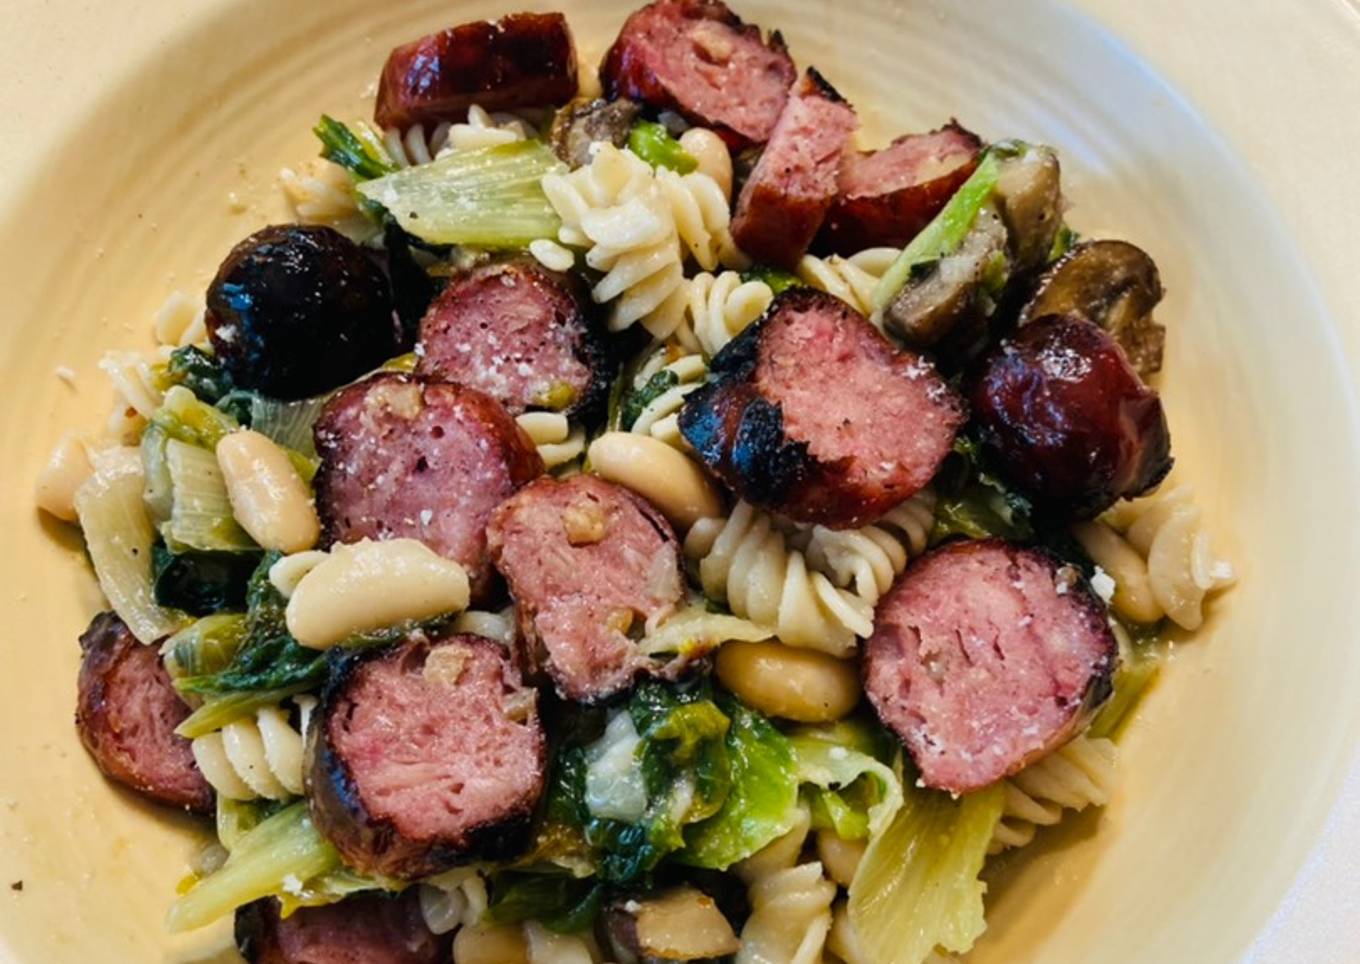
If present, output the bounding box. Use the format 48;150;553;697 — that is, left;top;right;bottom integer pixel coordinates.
98;348;171;419
685;502;872;656
988;734;1118;854
672;271;775;357
540;144;743;337
796;248;900;317
734;809;835;964
626;348;708;450
278;160;373;242
515;411;587;471
799;489;936;606
190;697;315;801
418;867;489;936
1075;486;1234;631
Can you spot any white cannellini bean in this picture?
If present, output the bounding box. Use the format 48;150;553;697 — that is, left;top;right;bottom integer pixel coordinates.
286;538;471;649
587;432;722;529
35;433;94;522
215;430;320;553
679;128;733;200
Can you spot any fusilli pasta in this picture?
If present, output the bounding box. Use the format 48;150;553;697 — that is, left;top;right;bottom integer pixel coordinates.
798;489;936;606
418;867;489;936
152;290;207;347
672;271;774;357
988;733;1118;855
99;348;170;420
796;248;899;318
685;501;872;657
382;105;540;167
625;347;708;450
734;807;836;964
539;143;743;337
1075;486;1234;631
515;411;586;470
190;697;316;801
278;160;373;241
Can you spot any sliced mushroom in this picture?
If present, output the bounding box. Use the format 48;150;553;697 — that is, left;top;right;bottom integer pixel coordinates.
882;207;1009;363
603;887;740;963
993;143;1063;275
1019;239;1166;376
550;97;641;168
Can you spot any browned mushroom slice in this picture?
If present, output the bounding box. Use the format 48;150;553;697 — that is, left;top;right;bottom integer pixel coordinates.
993;143;1063;275
882;207;1009;360
603;887;740;963
1019;239;1166;376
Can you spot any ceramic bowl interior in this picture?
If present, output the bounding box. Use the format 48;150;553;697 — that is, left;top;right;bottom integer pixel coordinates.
2;1;1358;961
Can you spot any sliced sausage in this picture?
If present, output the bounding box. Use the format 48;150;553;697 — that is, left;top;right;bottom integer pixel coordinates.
970;313;1172;519
414;257;614;419
75;612;212;813
374;12;578;130
730;69;857;269
313;373;544;602
817;122;983;255
600;0;797;149
307;632;545;879
235;891;448;964
550;96;642;168
863;540;1117;793
487;475;687;702
678;289;964;528
206;225;398;400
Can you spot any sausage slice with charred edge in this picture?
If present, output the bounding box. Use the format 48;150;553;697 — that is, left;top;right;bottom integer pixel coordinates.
307;632;546;880
679;289;964;528
374;12;578;130
415;257;615;419
313;373;544;603
863;540;1117;793
971;313;1172;519
487;475;688;702
731;68;858;269
600;0;796;149
818;122;984;255
235;891;448;964
75;611;213;813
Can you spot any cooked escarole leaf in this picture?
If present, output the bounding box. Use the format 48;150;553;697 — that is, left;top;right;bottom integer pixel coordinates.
627;120;698;173
871;147;1005;314
74;446;190;644
931;434;1034;544
167;801;340;931
164;345;235;405
174;554;326;734
487;872;604;934
848;782;1004;964
314;115;398;181
680;694;799;868
162;612;249;680
358;141;565;248
790;719;903;841
152;547;258;617
161;438;256;553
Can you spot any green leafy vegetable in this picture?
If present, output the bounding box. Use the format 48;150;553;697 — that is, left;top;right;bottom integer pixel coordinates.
1089;619;1164;740
931;435;1034;543
176;687;312;740
152;544;260;616
790;722;903;841
619;370;679;431
160;438;257;553
680;694;799;868
357;141;564;248
871;148;1004;313
167;801;340;932
741;265;804;296
487;872;604;933
314;115;397;180
153;385;239;450
627;120;698;173
848;782;1004;964
249;394;328;456
164;612;250;680
215;796;280;851
166;345;234;404
140;424;174;523
1048;222;1080;264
